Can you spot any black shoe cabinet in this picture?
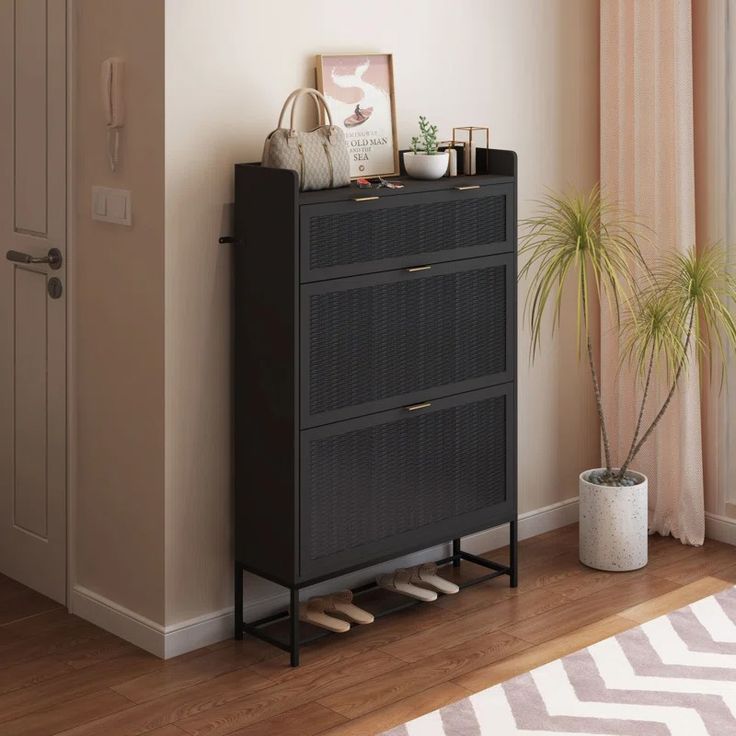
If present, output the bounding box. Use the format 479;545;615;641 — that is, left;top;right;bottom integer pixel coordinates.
233;148;518;666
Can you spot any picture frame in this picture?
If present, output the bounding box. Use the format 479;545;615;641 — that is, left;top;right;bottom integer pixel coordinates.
315;53;399;179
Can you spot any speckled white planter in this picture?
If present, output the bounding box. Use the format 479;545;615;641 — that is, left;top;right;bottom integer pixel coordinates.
579;468;648;571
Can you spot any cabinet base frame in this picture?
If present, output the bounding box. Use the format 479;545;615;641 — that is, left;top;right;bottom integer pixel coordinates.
234;520;518;667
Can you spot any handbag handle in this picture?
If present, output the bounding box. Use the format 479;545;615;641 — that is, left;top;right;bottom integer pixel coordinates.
277;87;333;134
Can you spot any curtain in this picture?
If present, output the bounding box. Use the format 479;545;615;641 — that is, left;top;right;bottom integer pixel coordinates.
600;0;704;545
694;0;736;519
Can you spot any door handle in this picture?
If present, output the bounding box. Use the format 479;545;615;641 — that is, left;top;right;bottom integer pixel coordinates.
405;401;432;412
6;247;63;270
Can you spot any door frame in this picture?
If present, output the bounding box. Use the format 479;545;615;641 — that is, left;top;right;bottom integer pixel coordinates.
65;0;76;610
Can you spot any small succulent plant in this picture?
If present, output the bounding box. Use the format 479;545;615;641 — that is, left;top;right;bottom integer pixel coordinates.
410;116;440;155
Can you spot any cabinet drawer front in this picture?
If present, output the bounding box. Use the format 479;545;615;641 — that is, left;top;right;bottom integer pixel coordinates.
301;255;514;427
300;184;513;282
300;386;515;579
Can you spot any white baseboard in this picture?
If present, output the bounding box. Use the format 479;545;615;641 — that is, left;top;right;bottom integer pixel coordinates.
163;607;234;658
705;512;736;546
71;586;233;658
462;496;579;556
71;585;166;657
72;497;579;659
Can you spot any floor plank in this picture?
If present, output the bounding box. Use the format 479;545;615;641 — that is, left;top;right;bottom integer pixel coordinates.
175;650;402;736
55;667;272;736
618;576;733;623
0;587;62;626
453;614;636;693
0;610;112;669
111;646;272;704
652;540;736;584
225;702;346;736
380;586;567;663
317;682;469;736
0;654;72;696
0;648;162;724
432;547;580;616
0;689;131;736
317;630;529;720
713;561;736;583
503;573;679;644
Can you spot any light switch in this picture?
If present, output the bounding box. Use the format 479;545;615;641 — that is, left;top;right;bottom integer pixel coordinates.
91;186;132;225
93;190;107;217
107;193;127;220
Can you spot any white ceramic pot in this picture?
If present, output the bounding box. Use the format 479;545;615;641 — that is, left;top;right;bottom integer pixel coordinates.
403;151;450;180
579;468;648;571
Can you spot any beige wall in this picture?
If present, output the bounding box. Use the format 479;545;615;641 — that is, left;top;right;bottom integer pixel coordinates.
164;0;601;625
73;0;166;624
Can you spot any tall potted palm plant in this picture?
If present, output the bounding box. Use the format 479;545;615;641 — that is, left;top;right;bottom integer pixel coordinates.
520;187;736;570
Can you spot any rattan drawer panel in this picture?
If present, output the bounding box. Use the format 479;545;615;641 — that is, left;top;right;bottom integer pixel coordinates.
300;184;514;281
301;255;514;427
300;386;514;578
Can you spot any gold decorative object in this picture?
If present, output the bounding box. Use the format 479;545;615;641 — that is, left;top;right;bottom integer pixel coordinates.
452;126;490;175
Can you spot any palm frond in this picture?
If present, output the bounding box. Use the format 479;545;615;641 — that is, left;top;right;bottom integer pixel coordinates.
519;185;645;360
655;245;736;385
619;287;688;383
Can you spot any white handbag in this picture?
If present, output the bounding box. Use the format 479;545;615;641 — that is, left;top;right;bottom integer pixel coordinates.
262;88;350;191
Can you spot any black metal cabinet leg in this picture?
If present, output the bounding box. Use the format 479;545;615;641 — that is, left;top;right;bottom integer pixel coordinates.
452;538;461;568
234;562;244;640
509;519;518;588
290;588;300;667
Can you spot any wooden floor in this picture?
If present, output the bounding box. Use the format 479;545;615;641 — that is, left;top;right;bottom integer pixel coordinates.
1;524;736;736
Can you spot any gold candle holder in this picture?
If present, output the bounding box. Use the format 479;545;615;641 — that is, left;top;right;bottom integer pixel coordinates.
452;126;490;175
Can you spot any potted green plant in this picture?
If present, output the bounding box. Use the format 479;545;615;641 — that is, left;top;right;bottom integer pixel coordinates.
403;116;449;180
521;186;736;570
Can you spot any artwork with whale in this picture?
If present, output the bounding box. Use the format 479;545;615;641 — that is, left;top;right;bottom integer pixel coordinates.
316;53;398;178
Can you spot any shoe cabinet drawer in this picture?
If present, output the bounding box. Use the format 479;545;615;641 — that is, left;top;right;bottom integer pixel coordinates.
299;385;516;579
300;254;515;428
300;183;514;282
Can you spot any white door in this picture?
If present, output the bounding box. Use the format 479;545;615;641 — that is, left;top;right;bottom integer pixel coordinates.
0;0;67;604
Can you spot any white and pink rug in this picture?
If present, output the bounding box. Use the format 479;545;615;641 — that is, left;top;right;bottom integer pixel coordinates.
383;586;736;735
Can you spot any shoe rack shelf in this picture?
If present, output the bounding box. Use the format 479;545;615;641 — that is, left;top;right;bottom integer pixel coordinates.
240;549;514;657
232;148;518;666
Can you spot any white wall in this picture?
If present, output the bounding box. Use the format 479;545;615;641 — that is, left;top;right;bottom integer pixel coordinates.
73;0;166;625
164;0;601;628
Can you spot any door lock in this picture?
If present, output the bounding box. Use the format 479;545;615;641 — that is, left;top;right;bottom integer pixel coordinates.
47;278;63;299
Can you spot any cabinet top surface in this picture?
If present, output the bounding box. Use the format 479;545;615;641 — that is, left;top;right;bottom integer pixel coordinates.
235;167;515;206
299;173;514;205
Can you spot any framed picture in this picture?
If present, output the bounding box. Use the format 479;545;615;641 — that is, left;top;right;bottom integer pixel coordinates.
316;53;399;179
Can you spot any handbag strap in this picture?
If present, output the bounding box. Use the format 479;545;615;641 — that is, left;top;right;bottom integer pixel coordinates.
277;87;334;135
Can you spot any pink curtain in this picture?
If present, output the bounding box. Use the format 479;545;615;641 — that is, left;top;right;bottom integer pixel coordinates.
600;0;704;545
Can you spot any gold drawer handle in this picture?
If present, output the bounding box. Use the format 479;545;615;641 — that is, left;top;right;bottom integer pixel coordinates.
406;265;432;272
353;196;380;202
455;185;481;191
405;402;432;412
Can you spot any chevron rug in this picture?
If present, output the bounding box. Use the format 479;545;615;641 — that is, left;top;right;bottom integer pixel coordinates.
382;585;736;735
